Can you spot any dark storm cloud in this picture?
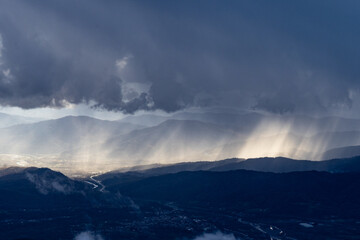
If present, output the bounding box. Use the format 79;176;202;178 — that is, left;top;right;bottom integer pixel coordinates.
0;0;359;114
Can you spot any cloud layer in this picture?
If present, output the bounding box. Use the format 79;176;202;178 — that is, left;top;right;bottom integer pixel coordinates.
0;0;359;114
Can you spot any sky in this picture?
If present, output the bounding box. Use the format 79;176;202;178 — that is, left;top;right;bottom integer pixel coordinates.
0;0;360;118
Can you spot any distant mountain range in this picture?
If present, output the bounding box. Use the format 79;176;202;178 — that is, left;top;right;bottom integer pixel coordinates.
2;111;360;171
322;145;360;160
0;112;43;128
0;115;143;154
104;119;240;164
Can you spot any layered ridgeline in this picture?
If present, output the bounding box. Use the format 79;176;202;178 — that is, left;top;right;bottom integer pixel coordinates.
2;111;360;172
1;156;360;240
97;156;360;181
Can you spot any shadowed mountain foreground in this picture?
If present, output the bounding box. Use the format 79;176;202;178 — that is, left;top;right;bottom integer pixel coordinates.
1;157;360;239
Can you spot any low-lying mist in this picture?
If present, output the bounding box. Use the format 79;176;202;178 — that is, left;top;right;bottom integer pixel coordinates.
190;231;239;240
74;231;104;240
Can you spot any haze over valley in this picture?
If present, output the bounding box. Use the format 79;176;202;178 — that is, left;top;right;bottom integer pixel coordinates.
2;110;360;173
